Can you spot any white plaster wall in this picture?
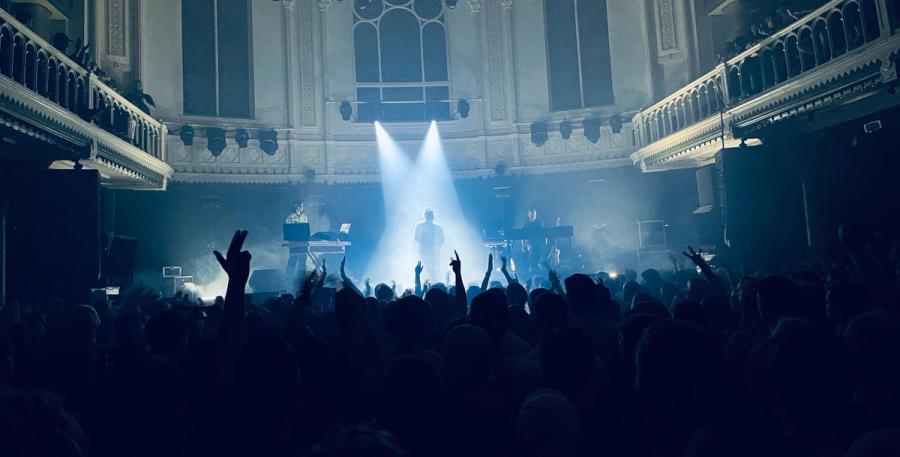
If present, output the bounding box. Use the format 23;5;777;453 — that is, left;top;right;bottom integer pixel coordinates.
323;2;355;102
445;5;482;101
135;0;658;181
140;0;182;121
510;0;653;121
251;1;288;127
511;0;550;121
141;0;651;128
140;0;288;125
607;0;654;110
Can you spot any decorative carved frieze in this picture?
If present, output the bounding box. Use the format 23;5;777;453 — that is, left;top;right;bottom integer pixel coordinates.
485;0;506;121
298;0;318;127
107;0;127;57
467;0;481;13
654;0;679;55
163;127;637;184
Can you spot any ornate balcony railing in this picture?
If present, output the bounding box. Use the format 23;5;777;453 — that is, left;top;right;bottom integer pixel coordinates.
632;0;895;151
0;8;166;159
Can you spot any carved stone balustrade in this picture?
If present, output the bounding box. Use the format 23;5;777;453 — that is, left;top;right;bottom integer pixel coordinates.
632;0;900;172
0;8;172;189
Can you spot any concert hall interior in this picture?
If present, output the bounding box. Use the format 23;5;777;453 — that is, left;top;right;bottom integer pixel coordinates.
1;0;900;456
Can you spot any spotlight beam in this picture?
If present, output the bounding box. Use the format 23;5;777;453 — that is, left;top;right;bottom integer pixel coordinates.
366;122;487;287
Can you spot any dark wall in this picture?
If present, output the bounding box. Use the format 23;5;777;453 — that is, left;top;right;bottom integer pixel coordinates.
799;107;900;258
712;105;900;266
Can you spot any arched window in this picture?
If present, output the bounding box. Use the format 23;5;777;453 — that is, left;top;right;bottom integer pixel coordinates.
182;0;253;118
354;0;450;122
545;0;614;111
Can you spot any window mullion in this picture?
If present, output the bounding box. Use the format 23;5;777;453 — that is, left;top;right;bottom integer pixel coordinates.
377;6;384;103
573;0;585;108
213;0;221;116
419;11;426;118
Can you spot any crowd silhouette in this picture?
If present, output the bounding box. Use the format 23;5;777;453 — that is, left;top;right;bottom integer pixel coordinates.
1;222;899;457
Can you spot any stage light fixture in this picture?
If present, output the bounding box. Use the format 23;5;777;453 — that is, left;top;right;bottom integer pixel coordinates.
583;118;602;144
235;129;250;148
179;125;195;146
259;129;279;156
340;101;353;121
206;127;227;156
559;120;573;140
494;161;507;177
457;99;470;119
303;167;317;182
530;121;549;147
609;114;623;134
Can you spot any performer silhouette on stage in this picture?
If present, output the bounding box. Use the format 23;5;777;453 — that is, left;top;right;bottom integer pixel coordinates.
521;208;547;274
414;208;445;280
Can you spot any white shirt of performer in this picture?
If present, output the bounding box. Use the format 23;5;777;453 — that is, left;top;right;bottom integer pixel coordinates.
414;209;444;273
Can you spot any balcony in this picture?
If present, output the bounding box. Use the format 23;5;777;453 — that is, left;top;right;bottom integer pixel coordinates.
631;0;900;172
0;8;172;189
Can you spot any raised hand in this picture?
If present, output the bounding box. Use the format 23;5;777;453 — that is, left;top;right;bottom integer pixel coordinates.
500;255;519;284
215;230;252;354
321;258;327;277
480;253;494;291
547;268;562;294
450;250;462;275
213;230;251;285
302;268;320;293
683;246;704;265
415;261;424;276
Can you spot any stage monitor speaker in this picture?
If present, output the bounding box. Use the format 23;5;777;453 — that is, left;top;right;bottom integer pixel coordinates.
719;146;806;264
106;235;138;285
691;208;723;250
8;169;102;303
249;269;287;293
696;165;716;208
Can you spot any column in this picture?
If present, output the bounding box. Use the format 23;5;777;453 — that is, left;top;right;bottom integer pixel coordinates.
282;0;302;129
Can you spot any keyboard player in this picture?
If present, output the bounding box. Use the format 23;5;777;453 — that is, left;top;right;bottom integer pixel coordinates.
285;201;309;280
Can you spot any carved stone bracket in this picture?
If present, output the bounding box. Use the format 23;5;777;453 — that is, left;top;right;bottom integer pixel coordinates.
468;0;481;13
318;0;331;11
281;0;296;9
881;50;898;83
499;0;512;8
